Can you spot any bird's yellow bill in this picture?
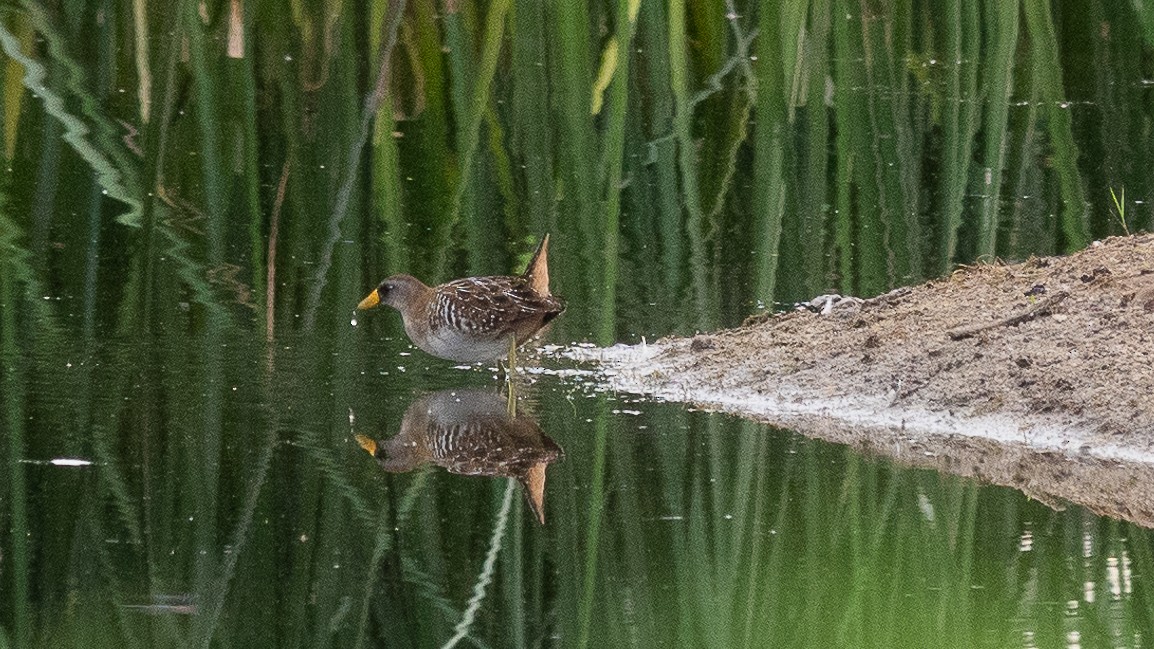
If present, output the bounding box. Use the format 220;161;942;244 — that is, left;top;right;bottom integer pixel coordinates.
357;290;381;310
355;434;378;456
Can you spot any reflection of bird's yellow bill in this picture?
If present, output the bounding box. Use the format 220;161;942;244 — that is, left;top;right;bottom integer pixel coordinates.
356;290;380;310
355;434;378;456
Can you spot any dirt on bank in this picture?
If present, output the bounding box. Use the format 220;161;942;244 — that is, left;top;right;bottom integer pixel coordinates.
566;234;1154;527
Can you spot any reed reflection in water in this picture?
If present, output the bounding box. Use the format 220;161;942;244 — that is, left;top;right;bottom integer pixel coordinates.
356;388;563;524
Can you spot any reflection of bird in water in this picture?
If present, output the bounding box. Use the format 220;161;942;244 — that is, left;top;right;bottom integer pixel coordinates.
356;389;563;524
355;235;565;369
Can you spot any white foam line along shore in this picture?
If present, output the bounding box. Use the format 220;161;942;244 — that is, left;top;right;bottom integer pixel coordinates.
557;342;1154;467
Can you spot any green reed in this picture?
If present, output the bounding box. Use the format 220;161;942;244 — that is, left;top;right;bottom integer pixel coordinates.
751;0;788;304
1;17;31;161
938;0;981;269
1022;0;1089;251
0;0;1144;334
976;0;1019;258
0;229;29;649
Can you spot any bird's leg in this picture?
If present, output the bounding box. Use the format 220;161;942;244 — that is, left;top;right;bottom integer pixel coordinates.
506;337;518;417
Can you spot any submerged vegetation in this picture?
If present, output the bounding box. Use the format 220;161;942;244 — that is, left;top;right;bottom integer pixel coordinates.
2;0;1154;646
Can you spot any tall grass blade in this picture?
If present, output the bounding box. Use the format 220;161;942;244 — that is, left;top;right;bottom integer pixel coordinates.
190;423;277;648
368;0;408;276
794;0;833;299
668;0;711;328
977;0;1020;258
0;249;30;649
939;0;982;268
1;16;32;160
1023;0;1089;249
302;0;405;330
575;404;610;648
595;0;637;343
751;0;802;304
701;5;758;223
510;0;555;233
132;0;152;122
442;479;516;648
0;18;143;226
447;0;513;230
637;0;685;304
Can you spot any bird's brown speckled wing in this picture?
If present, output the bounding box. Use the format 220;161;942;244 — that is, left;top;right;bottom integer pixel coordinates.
427;276;564;340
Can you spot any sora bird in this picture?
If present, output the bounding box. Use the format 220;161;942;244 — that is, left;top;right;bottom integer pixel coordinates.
355;389;563;524
356;235;565;368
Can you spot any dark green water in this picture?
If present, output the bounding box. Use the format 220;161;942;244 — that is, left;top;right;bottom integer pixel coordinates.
3;1;1154;647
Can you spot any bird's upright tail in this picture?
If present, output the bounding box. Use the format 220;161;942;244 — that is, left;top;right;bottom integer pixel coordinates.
522;234;551;296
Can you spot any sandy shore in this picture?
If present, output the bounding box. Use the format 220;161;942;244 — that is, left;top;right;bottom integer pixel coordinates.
561;234;1154;526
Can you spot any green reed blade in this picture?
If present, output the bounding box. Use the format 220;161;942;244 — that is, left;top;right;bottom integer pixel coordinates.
189;423;277;648
371;105;407;275
1086;4;1150;237
510;0;555;234
1023;0;1089;249
590;37;619;118
1;16;32;161
700;4;765;231
132;0;152;123
861;3;914;290
181;1;225;259
540;0;598;338
445;3;507;275
688;2;726;224
794;0;833;298
638;0;685;301
448;0;512;230
302;0;404;330
485;107;518;237
602;413;660;641
668;0;712;328
367;0;408;277
1129;0;1154;49
189;344;226;643
228;49;264;314
75;487;155;646
751;0;800;305
830;0;876;294
501;488;527;649
89;417;145;546
575;402;610;648
757;436;804;646
443;4;481;256
940;0;974;267
0;16;143;226
149;200;231;323
1002;54;1048;256
0;250;30;649
401;0;454;280
886;0;923;282
441;479;515;648
977;0;1020;258
596;0;637;345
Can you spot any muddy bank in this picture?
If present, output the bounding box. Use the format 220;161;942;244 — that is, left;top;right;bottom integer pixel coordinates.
564;234;1154;526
